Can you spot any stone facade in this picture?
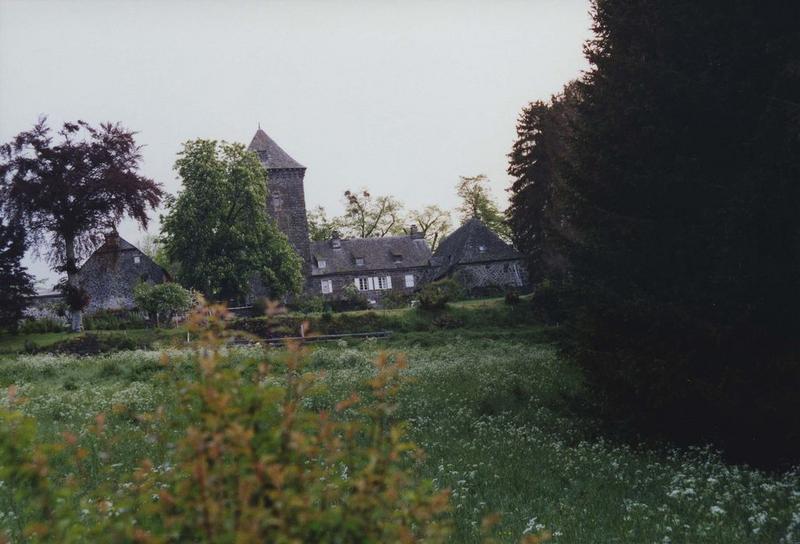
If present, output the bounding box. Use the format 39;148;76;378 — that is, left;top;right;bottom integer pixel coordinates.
248;129;311;264
309;231;432;305
77;234;170;313
430;218;530;295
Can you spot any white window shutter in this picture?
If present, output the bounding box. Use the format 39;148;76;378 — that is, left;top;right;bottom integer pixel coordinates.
354;278;360;289
367;277;373;290
386;275;392;289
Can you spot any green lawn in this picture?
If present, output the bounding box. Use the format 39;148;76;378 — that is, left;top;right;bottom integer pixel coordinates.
1;327;797;542
0;328;185;354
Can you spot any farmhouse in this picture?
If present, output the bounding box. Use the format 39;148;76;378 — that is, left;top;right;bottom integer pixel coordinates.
249;128;530;304
309;227;431;304
429;218;528;295
76;232;170;313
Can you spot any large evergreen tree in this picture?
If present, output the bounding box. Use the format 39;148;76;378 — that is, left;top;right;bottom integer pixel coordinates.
507;81;580;285
160;140;302;301
557;0;800;464
0;213;35;332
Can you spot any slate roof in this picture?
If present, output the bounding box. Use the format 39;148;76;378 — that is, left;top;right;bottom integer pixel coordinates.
309;236;432;276
430;218;521;277
247;128;305;169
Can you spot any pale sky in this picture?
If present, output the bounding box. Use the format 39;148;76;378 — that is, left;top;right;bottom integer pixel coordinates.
0;0;592;289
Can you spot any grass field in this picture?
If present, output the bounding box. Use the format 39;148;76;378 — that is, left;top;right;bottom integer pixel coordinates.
1;325;798;543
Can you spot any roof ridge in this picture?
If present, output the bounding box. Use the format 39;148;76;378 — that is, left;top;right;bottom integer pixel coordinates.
247;128;305;169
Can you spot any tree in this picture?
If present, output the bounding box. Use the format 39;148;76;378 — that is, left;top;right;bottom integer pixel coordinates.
0;213;35;332
341;189;404;238
559;0;800;464
455;175;510;241
408;205;451;250
133;281;193;327
0;119;163;331
160;140;302;301
307;205;342;241
507;81;581;285
138;233;177;276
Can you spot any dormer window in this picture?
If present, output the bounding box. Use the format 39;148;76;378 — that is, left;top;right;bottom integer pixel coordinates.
478;245;487;253
355;257;365;266
392;252;403;263
317;259;327;269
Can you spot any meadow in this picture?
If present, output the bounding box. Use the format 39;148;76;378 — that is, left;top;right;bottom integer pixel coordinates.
0;327;798;542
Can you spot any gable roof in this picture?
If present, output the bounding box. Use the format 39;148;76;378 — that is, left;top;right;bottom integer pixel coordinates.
79;233;171;280
309;236;432;276
431;218;520;272
247;128;305;170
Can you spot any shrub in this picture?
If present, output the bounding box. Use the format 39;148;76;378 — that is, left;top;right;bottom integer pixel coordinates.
18;317;67;334
417;278;463;311
382;290;411;309
504;290;521;305
134;282;194;327
44;332;141;355
83;309;148;330
291;294;325;314
0;302;453;542
331;284;370;312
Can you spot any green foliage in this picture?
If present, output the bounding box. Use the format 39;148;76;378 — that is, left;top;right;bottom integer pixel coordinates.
18;318;67;334
290;293;325;314
306;205;343;241
455;175;511;241
331;284;370;312
341;189;405;238
382;290;411;309
42;332;142;355
0;215;35;332
160;139;303;301
417;278;464;311
83;309;148;331
507;82;580;285
0;302;452;542
541;0;800;465
133;282;193;327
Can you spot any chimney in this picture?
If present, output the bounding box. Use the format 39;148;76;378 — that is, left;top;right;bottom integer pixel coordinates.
331;230;342;249
409;224;423;239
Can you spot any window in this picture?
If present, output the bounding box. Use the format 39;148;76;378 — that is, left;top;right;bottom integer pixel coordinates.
357;277;370;291
405;274;415;288
317;259;327;269
133;256;141;264
355;257;365;266
478;245;487;253
320;279;333;294
356;276;392;291
392;253;403;263
376;276;391;290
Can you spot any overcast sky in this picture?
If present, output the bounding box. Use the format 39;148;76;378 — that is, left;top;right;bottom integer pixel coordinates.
0;0;592;289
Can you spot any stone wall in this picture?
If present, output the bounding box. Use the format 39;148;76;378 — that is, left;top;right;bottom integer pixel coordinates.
266;168;311;265
312;266;428;306
78;249;168;312
451;259;530;294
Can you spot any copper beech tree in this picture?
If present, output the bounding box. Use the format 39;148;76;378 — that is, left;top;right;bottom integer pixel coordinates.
0;119;163;331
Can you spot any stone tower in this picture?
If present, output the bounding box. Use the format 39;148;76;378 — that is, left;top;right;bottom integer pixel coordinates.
247;128;311;265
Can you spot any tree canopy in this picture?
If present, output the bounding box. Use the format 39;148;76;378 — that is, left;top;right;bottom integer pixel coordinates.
455;175;510;241
0;118;163;331
0;212;35;332
506;0;800;465
160;140;302;301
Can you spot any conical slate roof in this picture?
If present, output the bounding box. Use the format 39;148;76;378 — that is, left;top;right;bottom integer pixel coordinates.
431;218;520;277
247;128;305;169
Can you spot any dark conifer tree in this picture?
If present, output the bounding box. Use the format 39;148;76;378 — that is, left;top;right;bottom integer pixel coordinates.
0;214;35;332
507;81;580;286
558;0;800;464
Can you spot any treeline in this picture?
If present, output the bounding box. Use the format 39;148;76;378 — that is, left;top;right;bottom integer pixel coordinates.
507;0;800;466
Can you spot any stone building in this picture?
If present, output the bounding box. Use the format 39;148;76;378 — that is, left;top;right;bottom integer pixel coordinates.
429;218;529;294
309;227;432;305
77;233;170;313
247;128;311;264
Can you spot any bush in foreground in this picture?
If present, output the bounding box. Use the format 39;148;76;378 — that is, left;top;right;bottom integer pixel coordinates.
0;301;454;542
